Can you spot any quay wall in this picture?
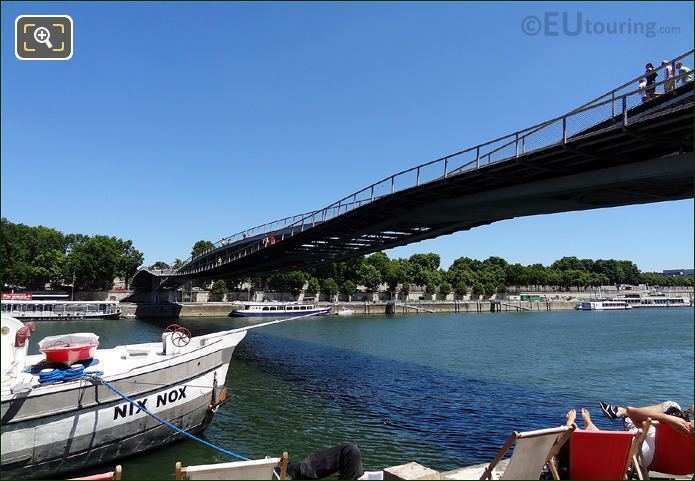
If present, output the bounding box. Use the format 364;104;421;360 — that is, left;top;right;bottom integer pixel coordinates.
120;300;578;318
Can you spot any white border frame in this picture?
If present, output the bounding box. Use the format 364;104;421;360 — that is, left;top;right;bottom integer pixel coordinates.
15;15;74;61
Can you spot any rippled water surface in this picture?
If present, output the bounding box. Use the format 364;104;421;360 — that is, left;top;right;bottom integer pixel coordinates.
28;309;693;479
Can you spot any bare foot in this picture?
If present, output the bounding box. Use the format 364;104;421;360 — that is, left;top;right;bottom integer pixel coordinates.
582;408;599;431
566;409;577;426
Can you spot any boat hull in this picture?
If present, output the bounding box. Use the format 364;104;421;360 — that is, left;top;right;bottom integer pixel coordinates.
1;332;244;479
5;312;121;321
231;307;331;317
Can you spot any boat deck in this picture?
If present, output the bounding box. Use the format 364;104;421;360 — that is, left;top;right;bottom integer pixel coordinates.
2;330;238;395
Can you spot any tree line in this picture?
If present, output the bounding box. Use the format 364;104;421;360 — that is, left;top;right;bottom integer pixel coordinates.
1;218;144;290
164;242;693;299
3;219;690;296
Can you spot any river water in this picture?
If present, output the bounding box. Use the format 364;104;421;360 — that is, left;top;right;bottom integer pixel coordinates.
27;309;693;480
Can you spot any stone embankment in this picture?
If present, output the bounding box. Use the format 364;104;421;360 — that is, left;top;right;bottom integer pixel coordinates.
120;300;579;318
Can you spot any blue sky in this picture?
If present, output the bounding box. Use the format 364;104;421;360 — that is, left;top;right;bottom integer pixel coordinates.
2;1;693;272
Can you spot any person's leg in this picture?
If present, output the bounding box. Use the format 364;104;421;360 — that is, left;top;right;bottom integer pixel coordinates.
565;409;576;427
286;443;364;480
625;402;674;426
600;400;668;420
581;408;599;431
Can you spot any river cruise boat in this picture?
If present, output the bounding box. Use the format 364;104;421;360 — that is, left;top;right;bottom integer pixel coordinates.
1;315;246;479
576;300;633;311
612;294;692;308
231;302;331;317
1;300;121;320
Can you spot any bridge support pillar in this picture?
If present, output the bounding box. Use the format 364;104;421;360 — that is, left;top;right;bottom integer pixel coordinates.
150;276;159;304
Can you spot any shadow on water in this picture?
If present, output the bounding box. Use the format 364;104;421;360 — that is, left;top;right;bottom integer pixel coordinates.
223;330;621;471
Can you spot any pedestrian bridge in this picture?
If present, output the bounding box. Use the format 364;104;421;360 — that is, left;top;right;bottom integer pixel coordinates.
132;50;694;292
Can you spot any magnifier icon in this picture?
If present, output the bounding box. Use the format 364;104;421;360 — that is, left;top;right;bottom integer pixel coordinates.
34;27;53;49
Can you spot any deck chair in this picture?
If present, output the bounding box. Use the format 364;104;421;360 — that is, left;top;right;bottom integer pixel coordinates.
648;421;695;476
568;429;642;480
449;424;575;480
69;465;122;480
629;419;652;481
176;452;288;480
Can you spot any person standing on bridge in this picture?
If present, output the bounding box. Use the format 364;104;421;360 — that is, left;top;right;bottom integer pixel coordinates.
676;62;693;86
639;77;648;103
644;63;658;100
662;60;675;93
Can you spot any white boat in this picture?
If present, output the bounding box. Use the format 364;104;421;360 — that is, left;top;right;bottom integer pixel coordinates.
231;301;331;317
576;301;633;311
1;299;121;320
1;315;246;479
337;308;356;316
612;294;692;308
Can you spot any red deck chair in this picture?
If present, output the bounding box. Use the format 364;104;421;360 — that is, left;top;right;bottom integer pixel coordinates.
569;430;640;480
648;422;695;476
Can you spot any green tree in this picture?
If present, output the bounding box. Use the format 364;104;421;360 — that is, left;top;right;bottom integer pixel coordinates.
454;281;468;298
358;264;382;292
210;279;228;301
425;282;438;296
68;235;144;290
1;218;67;289
342;280;357;300
171;258;184;269
273;271;307;296
191;240;215;257
439;281;452;297
366;252;390;276
409;253;441;271
472;282;486;298
149;261;170;270
306;277;321;296
383;259;407;299
400;282;411;300
321;278;339;299
551;256;586;272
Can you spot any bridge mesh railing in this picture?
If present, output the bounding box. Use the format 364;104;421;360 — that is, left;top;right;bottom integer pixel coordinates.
177;50;694;275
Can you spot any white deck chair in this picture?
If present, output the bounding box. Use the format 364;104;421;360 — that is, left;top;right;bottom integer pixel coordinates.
176;452;288;480
445;424;575;480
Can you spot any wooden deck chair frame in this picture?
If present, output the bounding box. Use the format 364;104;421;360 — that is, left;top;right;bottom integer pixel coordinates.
176;452;288;480
68;465;122;480
480;424;576;480
628;418;652;481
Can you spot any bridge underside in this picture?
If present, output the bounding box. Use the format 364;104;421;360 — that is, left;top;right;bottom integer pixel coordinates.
132;86;694;291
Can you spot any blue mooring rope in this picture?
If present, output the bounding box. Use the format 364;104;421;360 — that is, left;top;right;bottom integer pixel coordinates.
89;375;250;462
32;359;104;384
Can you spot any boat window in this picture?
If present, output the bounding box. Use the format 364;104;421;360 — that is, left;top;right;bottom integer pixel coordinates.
270;306;277;311
262;306;269;311
300;306;307;310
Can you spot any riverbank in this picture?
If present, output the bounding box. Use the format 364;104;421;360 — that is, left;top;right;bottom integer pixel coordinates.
120;300;581;318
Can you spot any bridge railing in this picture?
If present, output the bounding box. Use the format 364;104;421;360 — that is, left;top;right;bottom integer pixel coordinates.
177;50;694;275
